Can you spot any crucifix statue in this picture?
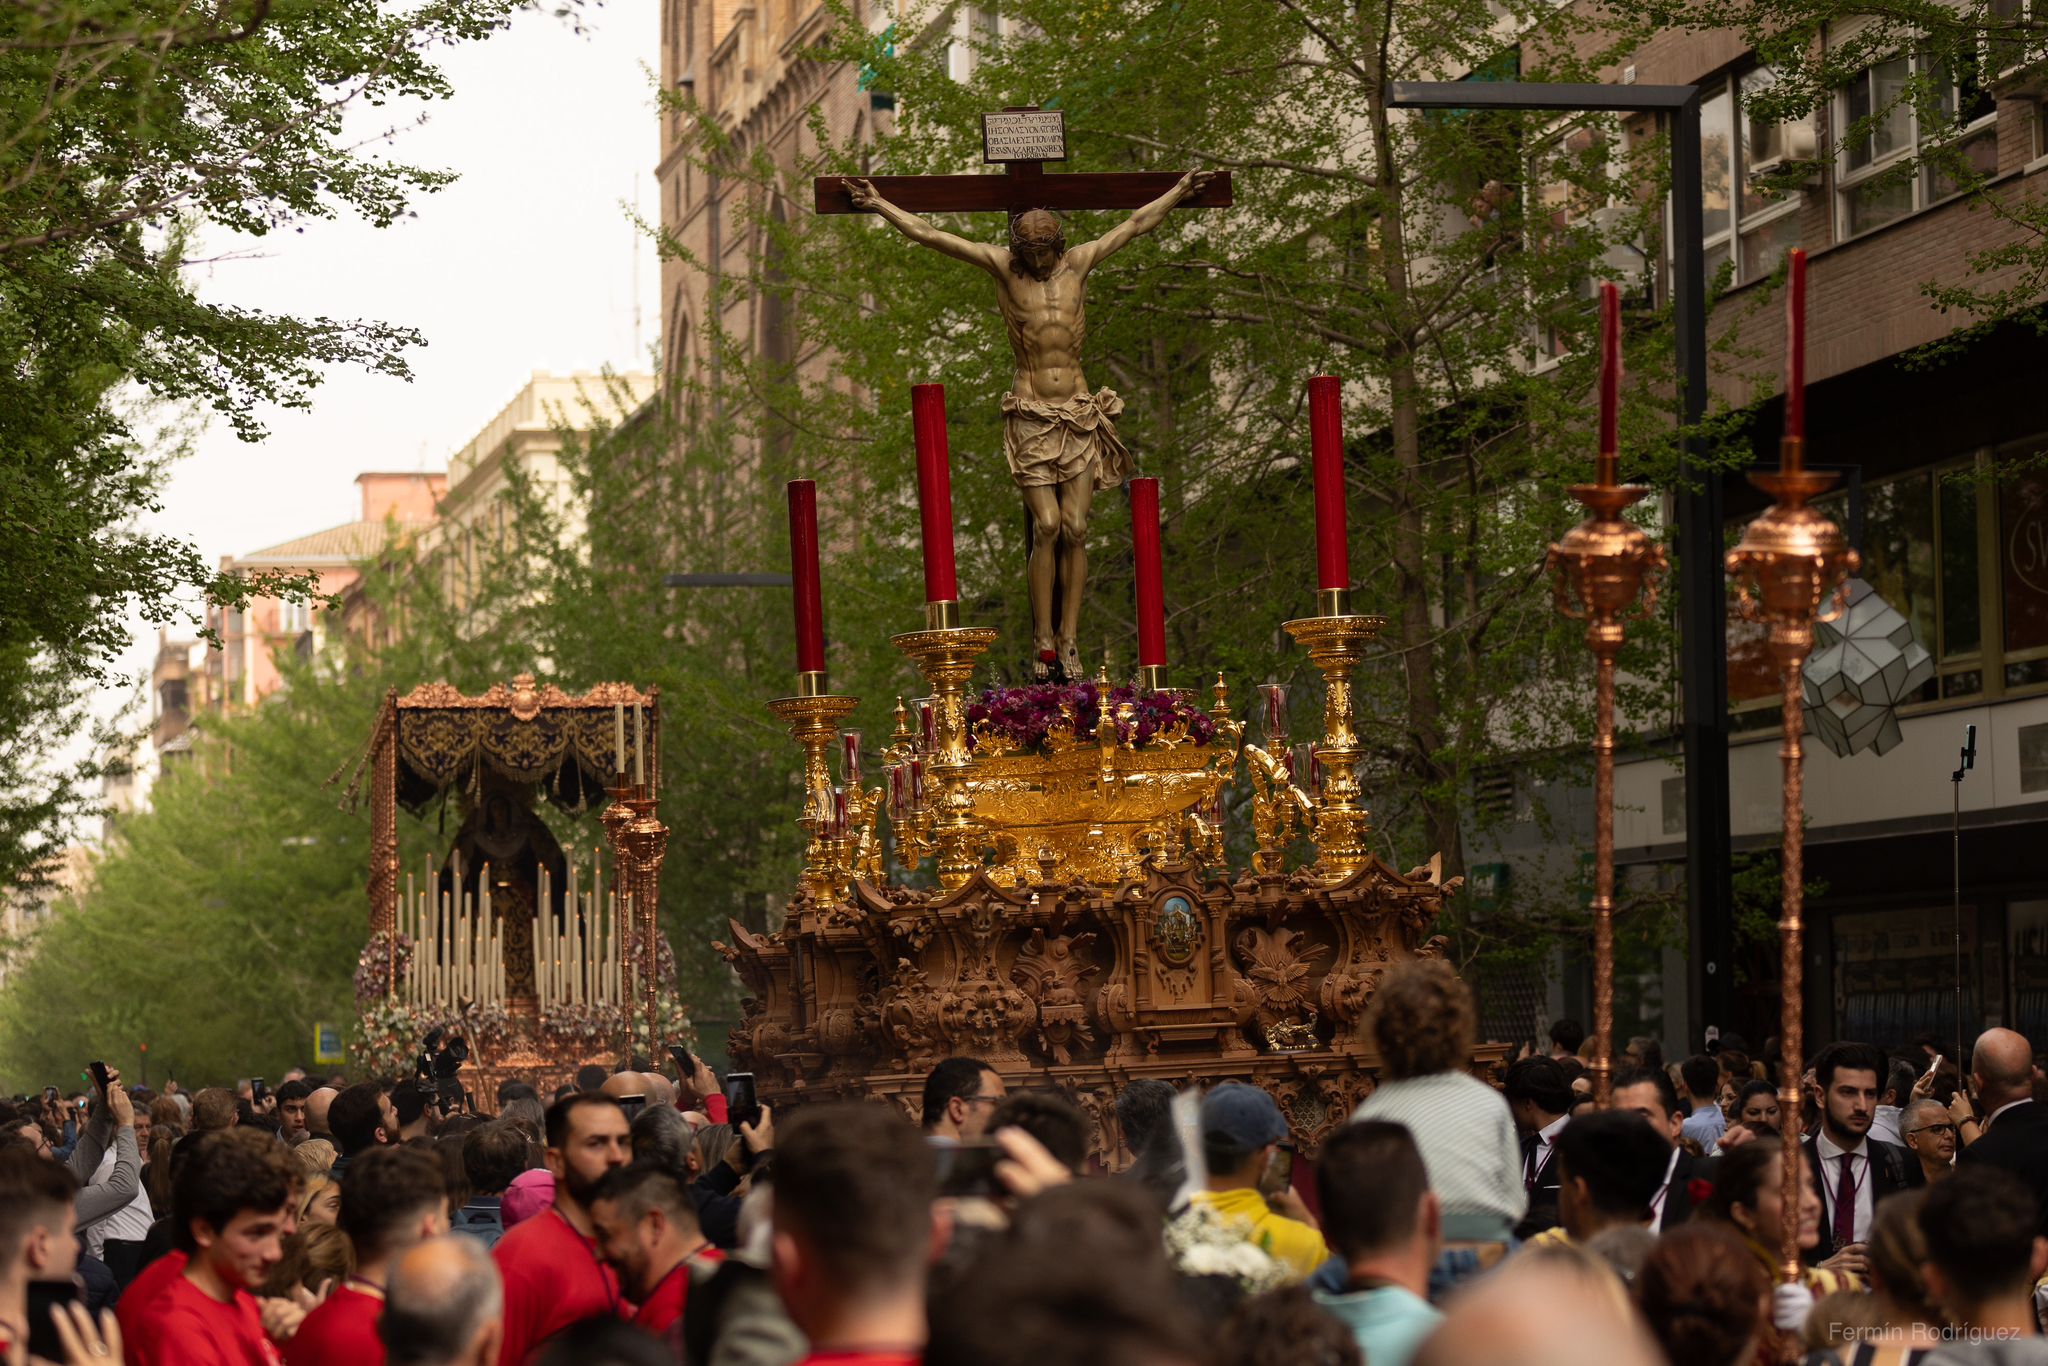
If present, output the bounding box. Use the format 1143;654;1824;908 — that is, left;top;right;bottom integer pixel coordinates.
816;109;1231;681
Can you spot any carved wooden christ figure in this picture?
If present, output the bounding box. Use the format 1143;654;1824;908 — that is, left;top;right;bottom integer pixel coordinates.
845;171;1215;681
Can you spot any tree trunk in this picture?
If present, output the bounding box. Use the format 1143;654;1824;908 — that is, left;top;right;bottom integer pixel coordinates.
1363;3;1464;880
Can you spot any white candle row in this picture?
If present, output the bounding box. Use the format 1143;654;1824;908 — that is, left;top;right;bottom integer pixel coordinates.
404;851;506;1008
531;862;626;1011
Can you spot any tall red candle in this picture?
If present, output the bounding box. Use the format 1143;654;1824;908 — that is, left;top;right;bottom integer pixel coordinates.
786;480;826;675
1129;477;1167;668
1307;376;1349;592
1597;281;1622;487
910;384;959;603
1785;249;1807;445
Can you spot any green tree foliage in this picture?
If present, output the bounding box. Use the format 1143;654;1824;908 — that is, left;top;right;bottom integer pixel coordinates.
0;556;530;1088
657;0;1700;966
0;0;533;898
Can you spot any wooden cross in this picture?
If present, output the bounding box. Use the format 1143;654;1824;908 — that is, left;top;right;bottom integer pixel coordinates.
812;106;1233;217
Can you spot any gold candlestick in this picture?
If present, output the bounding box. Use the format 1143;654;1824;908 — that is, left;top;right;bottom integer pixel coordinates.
1547;482;1665;1107
1281;606;1387;879
766;692;861;903
1725;436;1858;1283
619;792;669;1055
600;792;635;1007
891;619;999;889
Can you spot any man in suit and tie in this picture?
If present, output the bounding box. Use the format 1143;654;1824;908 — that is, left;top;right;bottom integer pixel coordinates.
1504;1058;1572;1241
1802;1041;1923;1270
1955;1026;2048;1236
1610;1066;1707;1232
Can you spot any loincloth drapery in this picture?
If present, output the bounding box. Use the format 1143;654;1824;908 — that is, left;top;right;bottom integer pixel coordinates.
1000;388;1133;490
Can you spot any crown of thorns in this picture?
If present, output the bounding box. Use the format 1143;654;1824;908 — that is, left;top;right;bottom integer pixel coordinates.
1008;209;1066;250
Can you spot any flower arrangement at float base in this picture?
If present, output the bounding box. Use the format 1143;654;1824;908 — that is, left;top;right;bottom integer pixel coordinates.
966;681;1217;755
351;928;695;1076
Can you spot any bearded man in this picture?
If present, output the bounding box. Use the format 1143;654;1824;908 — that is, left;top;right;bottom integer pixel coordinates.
491;1094;630;1364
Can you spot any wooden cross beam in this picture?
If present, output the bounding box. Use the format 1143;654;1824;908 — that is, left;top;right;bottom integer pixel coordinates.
812;106;1232;216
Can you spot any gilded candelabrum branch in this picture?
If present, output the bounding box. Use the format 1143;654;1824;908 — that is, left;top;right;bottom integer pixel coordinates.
890;625;1000;890
1281;610;1387;879
765;693;862;905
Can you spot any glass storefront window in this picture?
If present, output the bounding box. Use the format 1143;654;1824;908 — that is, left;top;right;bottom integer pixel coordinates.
2000;470;2048;654
1940;470;1981;657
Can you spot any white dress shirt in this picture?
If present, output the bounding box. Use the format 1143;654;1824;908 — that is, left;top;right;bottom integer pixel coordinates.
1815;1129;1875;1245
1529;1112;1569;1185
1648;1145;1683;1233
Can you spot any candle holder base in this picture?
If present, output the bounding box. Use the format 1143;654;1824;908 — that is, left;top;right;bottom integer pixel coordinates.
1282;612;1386;879
768;693;862;903
890;625;999;889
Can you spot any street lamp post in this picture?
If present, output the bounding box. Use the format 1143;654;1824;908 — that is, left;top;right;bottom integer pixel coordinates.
1387;80;1731;1048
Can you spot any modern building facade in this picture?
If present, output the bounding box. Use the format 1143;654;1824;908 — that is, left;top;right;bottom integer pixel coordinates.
1471;13;2048;1060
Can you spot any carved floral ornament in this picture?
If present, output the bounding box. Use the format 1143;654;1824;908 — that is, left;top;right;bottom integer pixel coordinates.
712;856;1510;1154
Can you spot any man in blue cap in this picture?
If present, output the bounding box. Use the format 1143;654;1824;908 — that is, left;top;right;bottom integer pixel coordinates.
1190;1082;1329;1281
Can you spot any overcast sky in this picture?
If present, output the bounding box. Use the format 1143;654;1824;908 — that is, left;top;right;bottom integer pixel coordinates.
96;3;661;730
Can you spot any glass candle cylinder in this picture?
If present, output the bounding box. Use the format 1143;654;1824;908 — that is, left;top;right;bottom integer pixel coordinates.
1259;683;1289;745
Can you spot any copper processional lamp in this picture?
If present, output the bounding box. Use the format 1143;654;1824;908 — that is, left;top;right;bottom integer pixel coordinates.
1548;283;1665;1108
1724;249;1858;1283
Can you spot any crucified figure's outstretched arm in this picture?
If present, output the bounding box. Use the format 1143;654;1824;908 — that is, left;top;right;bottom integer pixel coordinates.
844;178;1005;275
1064;170;1215;274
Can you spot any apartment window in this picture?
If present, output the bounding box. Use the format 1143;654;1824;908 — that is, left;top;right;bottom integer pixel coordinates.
1528;121;1623;359
278;600;312;635
1836;50;1998;237
1700;67;1813;286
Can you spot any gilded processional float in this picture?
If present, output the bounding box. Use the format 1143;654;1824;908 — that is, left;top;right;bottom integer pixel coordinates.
338;677;689;1092
709;114;1520;1161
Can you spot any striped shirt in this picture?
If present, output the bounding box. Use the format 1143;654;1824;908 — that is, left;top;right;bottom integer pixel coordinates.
1352;1071;1527;1240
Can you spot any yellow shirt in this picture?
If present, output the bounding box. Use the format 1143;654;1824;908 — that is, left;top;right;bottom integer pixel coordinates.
1191;1187;1331;1282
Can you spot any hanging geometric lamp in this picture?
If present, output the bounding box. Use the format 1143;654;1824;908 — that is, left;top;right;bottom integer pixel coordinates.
1801;578;1935;757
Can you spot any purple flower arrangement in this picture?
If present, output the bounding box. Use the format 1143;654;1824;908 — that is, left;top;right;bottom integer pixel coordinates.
966;681;1217;754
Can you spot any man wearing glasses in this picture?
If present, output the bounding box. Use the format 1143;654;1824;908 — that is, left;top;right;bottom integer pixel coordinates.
1901;1098;1957;1186
919;1057;1008;1146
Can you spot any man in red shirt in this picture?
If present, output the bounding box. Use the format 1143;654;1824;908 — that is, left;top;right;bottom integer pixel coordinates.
125;1127;295;1366
771;1104;939;1366
589;1165;717;1337
491;1094;631;1364
0;1147;79;1360
287;1143;449;1366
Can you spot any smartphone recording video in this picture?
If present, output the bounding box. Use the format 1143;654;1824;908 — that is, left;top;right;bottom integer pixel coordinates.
723;1071;761;1131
